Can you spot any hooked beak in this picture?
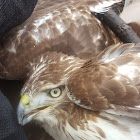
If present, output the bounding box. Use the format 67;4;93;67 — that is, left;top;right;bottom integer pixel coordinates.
17;94;51;125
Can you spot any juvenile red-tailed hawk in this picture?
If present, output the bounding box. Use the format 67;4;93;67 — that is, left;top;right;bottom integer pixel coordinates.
17;43;140;140
0;0;121;80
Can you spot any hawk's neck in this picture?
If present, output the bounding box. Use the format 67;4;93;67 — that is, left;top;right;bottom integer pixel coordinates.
41;109;140;140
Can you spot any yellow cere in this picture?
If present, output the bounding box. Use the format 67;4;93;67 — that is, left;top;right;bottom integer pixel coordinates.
20;94;30;107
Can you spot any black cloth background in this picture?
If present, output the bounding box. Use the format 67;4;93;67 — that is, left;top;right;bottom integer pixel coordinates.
0;91;28;140
0;0;38;139
0;0;37;39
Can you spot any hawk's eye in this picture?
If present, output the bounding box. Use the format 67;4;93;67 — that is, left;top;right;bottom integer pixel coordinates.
49;88;61;98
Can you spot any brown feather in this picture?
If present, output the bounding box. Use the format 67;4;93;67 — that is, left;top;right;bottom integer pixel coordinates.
0;0;121;80
66;43;140;119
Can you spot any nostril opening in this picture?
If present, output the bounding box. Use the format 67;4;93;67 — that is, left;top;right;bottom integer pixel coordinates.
24;102;30;107
26;103;30;106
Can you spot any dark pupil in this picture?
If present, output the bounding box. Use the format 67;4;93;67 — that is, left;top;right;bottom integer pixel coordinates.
53;90;58;94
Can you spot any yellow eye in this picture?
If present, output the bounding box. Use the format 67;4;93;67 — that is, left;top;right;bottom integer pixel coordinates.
49;88;61;98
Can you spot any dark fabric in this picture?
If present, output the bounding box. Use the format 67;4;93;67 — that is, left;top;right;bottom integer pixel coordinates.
0;91;28;140
0;0;37;39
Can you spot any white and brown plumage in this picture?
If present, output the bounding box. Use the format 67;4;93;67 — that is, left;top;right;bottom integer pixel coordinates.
0;0;121;80
17;43;140;140
2;0;136;139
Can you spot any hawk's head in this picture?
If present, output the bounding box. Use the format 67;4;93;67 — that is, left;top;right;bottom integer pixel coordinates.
17;52;84;126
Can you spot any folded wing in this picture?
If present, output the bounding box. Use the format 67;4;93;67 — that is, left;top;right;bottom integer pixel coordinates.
66;43;140;119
